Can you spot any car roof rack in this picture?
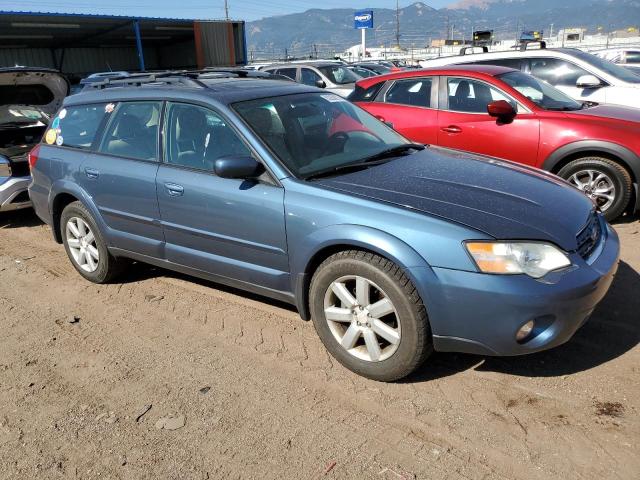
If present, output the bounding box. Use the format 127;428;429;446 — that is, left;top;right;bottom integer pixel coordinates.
460;46;489;55
517;40;547;51
84;68;288;90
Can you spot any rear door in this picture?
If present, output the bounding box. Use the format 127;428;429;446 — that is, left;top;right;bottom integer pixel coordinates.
76;100;164;257
436;76;540;165
359;77;439;144
155;101;289;292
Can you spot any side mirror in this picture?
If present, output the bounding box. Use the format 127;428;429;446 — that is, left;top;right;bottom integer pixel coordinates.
487;100;517;121
315;79;326;89
576;74;602;89
214;155;265;179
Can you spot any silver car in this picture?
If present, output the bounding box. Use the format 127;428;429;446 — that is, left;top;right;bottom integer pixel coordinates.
261;62;359;97
0;67;69;212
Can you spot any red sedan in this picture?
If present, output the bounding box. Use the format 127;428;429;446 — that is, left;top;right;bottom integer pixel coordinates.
349;65;640;220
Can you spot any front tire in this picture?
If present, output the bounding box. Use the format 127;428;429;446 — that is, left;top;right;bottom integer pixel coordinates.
309;250;432;382
61;201;123;283
557;157;632;221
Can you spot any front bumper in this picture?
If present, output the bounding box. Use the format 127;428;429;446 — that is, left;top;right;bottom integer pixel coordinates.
0;175;32;212
420;222;620;356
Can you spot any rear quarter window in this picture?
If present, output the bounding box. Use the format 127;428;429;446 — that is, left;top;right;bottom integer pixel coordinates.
348;82;384;102
44;103;107;149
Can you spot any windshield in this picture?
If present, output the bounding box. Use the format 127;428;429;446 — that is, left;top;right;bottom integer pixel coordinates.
498;71;584;111
317;66;359;85
233;92;411;178
568;49;640;84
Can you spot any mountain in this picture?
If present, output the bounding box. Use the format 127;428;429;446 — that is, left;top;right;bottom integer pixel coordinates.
246;0;640;59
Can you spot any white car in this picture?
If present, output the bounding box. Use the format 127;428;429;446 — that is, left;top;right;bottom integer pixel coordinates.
261;62;358;98
420;47;640;108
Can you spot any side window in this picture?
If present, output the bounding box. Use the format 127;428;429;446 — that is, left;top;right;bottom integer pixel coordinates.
471;58;523;70
446;77;515;113
385;78;432;108
529;58;591;87
46;103;107;149
164;102;251;172
300;68;322;86
275;68;297;81
98;101;161;161
349;82;383;102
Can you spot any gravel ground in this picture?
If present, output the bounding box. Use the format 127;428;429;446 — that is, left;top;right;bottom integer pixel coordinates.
0;209;638;480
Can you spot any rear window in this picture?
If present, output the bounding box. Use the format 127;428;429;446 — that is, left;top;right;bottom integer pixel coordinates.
348;82;383;102
386;79;432;108
0;84;54;105
44;103;107;149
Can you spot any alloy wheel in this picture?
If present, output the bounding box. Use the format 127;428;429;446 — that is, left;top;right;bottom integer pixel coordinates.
569;169;616;212
323;275;401;362
65;216;99;273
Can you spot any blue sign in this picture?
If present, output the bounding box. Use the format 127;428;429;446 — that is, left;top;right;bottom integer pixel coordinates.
354;10;373;29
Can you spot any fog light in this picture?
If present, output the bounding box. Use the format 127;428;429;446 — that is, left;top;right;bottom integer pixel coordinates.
516;320;535;343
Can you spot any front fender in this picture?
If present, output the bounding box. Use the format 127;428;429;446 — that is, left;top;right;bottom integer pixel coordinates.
289;224;438;320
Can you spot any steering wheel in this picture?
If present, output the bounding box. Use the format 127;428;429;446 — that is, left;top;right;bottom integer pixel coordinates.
323;132;349;156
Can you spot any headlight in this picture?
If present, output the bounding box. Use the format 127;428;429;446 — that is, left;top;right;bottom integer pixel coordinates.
465;242;571;278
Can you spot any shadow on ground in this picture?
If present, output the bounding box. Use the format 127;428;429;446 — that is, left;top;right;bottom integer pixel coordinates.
0;209;43;229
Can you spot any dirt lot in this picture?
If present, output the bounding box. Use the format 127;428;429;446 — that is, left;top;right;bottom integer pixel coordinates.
0;210;638;480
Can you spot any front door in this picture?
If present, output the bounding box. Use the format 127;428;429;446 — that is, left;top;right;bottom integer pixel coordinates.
156;102;289;292
437;76;540;165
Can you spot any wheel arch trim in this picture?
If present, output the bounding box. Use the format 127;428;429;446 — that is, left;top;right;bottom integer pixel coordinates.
290;225;435;320
542;140;640;212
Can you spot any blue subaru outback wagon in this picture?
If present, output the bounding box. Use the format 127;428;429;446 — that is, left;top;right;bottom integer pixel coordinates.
28;71;620;381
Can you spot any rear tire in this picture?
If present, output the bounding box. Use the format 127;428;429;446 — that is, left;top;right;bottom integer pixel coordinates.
557;157;632;221
309;250;432;382
61;201;123;283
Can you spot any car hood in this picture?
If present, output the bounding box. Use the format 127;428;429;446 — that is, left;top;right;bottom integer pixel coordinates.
568;104;640;123
0;68;69;126
313;147;595;251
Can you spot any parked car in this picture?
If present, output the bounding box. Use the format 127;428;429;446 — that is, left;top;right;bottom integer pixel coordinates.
592;48;640;66
352;62;394;75
346;65;379;78
1;67;69;212
29;72;619;381
261;62;358;97
350;65;640;220
419;47;640;108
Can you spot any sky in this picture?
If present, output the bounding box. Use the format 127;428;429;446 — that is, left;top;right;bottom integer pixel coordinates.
0;0;455;22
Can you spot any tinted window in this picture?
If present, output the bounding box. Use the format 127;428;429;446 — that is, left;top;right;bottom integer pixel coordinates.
233;92;410;178
529;58;591;87
98;101;161;161
49;103;107;149
386;79;432;108
164;102;251;171
275;68;297;81
301;68;322;86
317;66;359;85
625;51;640;64
470;58;523;70
568;49;640;83
498;71;583;111
348;83;383;102
446;77;514;113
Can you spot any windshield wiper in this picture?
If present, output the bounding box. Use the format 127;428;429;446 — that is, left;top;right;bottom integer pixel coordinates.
304;143;425;180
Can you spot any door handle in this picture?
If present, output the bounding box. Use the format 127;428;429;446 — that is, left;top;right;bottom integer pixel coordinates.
441;125;462;134
164;183;184;197
84;167;99;179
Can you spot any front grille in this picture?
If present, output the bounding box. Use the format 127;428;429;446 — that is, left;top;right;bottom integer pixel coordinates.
576;213;602;260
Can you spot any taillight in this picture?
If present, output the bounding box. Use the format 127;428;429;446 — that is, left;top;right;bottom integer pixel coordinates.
28;144;41;170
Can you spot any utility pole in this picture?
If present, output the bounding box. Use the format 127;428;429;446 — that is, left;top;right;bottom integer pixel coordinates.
549;23;554;39
445;16;449;40
395;0;401;48
224;0;229;20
